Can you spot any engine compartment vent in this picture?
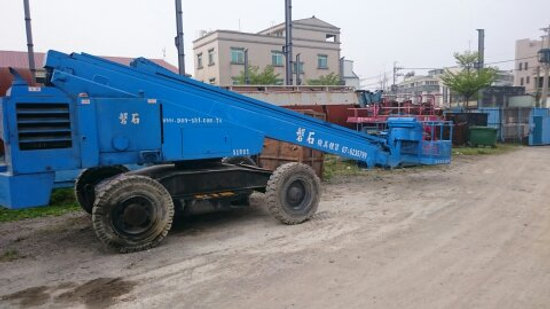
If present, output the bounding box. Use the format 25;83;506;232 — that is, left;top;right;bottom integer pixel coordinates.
16;103;72;150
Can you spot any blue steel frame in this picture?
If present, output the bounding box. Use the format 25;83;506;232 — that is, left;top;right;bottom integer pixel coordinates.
0;51;450;209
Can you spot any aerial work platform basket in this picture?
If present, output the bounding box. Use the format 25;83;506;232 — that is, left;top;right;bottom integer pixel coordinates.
399;121;453;165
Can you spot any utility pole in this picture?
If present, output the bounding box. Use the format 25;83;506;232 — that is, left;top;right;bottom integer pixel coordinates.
23;0;36;84
379;73;388;92
392;61;402;94
284;0;293;85
535;65;541;107
476;29;485;109
175;0;185;76
295;53;301;85
536;35;546;107
540;26;550;108
244;49;250;85
476;29;485;69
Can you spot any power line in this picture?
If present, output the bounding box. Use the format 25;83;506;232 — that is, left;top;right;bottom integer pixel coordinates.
360;75;382;81
401;56;539;72
362;81;384;86
359;71;392;81
485;56;537;66
363;56;540;89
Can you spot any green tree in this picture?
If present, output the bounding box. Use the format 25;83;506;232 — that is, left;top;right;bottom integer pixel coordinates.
234;65;282;85
440;51;497;109
306;72;341;85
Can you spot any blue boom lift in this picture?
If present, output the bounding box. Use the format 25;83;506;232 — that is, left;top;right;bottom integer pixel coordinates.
0;51;451;252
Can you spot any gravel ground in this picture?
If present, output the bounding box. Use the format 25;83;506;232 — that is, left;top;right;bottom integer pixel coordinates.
1;146;549;309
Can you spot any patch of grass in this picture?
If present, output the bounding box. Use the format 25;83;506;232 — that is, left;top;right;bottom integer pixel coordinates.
323;154;447;180
0;188;80;223
453;143;521;156
0;249;21;263
323;155;364;180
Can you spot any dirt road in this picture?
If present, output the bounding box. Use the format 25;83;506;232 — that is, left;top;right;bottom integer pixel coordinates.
1;146;550;309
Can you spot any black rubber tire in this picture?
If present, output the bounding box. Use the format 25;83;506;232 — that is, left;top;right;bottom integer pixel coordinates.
74;166;129;214
222;156;256;165
92;175;174;253
265;162;321;225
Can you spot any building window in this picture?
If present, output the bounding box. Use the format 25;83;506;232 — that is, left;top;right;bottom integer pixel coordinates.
318;55;328;69
293;62;304;74
525;62;528;70
209;78;216;85
526;76;530;84
271;51;283;66
208;49;215;66
197;53;203;69
535;77;550;88
231;48;244;64
519;62;522;71
520;77;524;86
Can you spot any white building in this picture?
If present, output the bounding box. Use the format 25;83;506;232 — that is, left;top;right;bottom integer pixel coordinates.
340;58;360;89
193;16;356;86
396;69;452;107
397;68;515;107
514;35;549;94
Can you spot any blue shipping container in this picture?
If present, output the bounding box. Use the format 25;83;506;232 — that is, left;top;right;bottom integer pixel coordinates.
477;108;503;141
529;108;550;146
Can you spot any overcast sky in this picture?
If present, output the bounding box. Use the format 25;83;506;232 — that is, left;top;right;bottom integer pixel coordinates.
2;0;549;87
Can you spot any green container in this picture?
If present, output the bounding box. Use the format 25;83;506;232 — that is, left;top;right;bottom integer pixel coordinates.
468;126;498;147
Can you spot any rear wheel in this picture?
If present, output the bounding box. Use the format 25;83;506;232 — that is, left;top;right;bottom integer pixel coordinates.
92;175;174;253
265;162;321;224
75;166;129;214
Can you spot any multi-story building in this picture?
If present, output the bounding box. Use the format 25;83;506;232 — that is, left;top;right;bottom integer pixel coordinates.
193;16;342;86
514;35;549;94
397;68;515;108
396;69;452;107
494;70;514;86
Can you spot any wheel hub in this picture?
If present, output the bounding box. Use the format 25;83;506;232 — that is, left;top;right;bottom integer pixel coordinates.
286;180;306;207
113;197;155;236
123;203;149;226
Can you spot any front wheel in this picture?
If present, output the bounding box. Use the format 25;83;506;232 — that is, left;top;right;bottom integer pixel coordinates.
74;165;129;214
92;175;174;253
265;162;321;225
